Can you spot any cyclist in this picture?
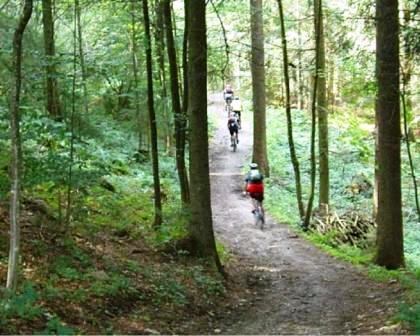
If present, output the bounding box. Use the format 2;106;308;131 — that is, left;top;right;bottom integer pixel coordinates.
244;163;265;217
223;84;234;105
231;96;242;128
227;112;239;147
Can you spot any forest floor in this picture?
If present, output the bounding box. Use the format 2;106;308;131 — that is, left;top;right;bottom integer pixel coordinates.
192;94;407;334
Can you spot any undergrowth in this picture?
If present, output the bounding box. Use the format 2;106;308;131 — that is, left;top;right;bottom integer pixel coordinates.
0;108;228;334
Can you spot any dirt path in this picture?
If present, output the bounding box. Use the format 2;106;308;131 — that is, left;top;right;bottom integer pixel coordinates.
208;95;403;334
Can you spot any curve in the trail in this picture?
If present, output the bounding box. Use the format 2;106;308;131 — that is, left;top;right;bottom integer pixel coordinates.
208;95;402;335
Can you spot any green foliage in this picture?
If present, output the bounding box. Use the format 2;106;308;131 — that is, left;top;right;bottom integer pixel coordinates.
367;265;401;282
90;273;138;298
42;317;75;335
51;255;83;280
190;266;225;296
397;304;420;334
216;241;232;264
304;230;372;265
334;113;374;163
152;277;187;305
0;282;43;325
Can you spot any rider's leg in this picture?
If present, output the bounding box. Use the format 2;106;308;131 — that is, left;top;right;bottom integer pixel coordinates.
258;195;265;218
251;197;258;213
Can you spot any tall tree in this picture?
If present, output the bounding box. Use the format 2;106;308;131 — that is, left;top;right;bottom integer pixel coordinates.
154;0;171;152
315;0;329;211
375;0;404;269
42;0;61;119
276;0;305;220
7;0;33;291
130;0;143;153
187;0;222;272
75;0;89;119
163;0;190;205
142;0;163;227
303;0;322;229
250;0;269;176
182;0;189;118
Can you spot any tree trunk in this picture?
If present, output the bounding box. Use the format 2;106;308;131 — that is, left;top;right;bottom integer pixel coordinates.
181;0;189;120
142;0;162;227
303;0;322;230
296;2;305;110
187;0;222;272
65;0;79;229
154;0;172;153
42;0;61;119
75;0;89;119
277;0;305;220
7;0;33;291
401;2;413;113
315;0;329;211
250;0;269;176
375;0;404;269
130;1;143;153
163;0;190;205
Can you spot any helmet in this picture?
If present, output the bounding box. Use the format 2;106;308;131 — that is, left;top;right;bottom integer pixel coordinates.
249;163;258;169
230;113;236;118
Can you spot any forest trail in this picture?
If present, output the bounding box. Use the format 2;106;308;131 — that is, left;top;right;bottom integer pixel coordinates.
208;95;403;334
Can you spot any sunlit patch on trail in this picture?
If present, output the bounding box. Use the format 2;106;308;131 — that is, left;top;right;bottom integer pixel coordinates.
209;172;244;176
252;266;282;273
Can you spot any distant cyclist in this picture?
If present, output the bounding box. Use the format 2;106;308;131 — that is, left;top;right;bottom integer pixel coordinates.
227;112;239;146
244;163;265;216
223;84;234;105
231;96;242;128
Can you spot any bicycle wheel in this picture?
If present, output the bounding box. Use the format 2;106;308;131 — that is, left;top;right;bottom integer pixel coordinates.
254;205;264;230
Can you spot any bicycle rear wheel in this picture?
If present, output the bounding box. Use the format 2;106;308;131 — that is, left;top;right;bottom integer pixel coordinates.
254;205;264;230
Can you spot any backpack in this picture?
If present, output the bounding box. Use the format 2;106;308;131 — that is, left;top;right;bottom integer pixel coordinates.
248;170;263;183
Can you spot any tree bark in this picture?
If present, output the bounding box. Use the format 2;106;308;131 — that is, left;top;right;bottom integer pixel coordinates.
250;0;269;176
303;0;322;229
163;0;190;205
315;0;329;211
277;0;305;220
401;2;414;112
42;0;61;119
75;0;89;118
296;2;305;110
181;0;189;120
130;1;143;153
401;90;419;221
375;0;404;269
154;0;172;152
142;0;163;227
7;0;33;291
187;0;222;272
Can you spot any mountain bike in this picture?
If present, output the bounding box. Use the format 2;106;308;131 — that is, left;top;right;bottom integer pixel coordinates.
252;199;265;229
230;133;238;152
